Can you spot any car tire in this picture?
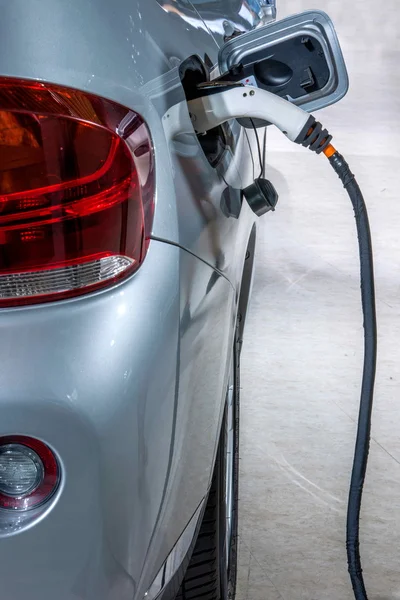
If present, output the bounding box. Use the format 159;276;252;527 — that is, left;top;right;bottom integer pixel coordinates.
176;327;240;600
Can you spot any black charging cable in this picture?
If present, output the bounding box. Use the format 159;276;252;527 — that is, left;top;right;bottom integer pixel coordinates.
187;79;377;598
328;151;377;600
298;119;377;600
249;118;265;178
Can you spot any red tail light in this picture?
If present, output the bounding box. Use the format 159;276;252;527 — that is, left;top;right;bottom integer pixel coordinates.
0;78;154;306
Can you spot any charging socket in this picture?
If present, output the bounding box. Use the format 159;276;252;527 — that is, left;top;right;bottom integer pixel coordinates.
218;10;348;120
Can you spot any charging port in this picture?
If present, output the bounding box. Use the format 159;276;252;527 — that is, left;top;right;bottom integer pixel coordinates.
179;55;209;101
179;55;233;167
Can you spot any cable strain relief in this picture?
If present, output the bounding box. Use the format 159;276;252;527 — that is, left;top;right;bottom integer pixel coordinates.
328;152;356;188
295;115;333;154
294;115;316;145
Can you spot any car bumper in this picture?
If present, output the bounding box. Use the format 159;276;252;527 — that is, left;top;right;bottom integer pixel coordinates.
0;239;236;600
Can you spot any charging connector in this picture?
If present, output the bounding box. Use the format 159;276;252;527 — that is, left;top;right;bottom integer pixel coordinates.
188;85;309;141
188;85;332;154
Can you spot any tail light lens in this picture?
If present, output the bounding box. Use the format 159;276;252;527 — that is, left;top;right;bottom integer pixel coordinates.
0;436;59;511
0;78;154;306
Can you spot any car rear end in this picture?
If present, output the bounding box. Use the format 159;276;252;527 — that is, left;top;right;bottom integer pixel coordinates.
0;2;187;598
0;74;184;598
0;0;260;598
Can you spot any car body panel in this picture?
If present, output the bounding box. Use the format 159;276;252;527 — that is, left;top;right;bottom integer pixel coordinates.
186;0;264;45
0;0;258;598
0;240;239;599
0;0;212;245
0;0;259;268
165;120;257;281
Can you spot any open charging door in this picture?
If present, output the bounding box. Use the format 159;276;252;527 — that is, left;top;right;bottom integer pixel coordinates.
218;10;349;120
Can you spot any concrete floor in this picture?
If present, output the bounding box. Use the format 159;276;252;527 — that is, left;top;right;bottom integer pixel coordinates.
238;1;400;599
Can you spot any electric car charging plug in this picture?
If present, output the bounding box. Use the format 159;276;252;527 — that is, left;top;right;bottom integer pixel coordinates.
187;84;332;151
188;84;376;600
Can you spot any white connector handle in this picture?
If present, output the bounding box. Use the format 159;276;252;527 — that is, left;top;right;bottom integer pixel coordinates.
187;86;310;142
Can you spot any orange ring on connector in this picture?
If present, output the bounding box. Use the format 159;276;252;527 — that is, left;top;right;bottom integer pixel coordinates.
324;144;337;159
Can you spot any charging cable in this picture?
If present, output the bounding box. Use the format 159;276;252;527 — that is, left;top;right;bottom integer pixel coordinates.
188;84;377;600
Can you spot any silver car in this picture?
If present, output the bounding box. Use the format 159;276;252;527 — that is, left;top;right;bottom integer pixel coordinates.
0;1;348;598
0;1;267;599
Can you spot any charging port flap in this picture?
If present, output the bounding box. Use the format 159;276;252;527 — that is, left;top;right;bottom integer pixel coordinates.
218;10;348;114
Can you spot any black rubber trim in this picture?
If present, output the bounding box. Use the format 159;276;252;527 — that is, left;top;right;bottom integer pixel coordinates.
294;114;315;145
294;115;332;154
